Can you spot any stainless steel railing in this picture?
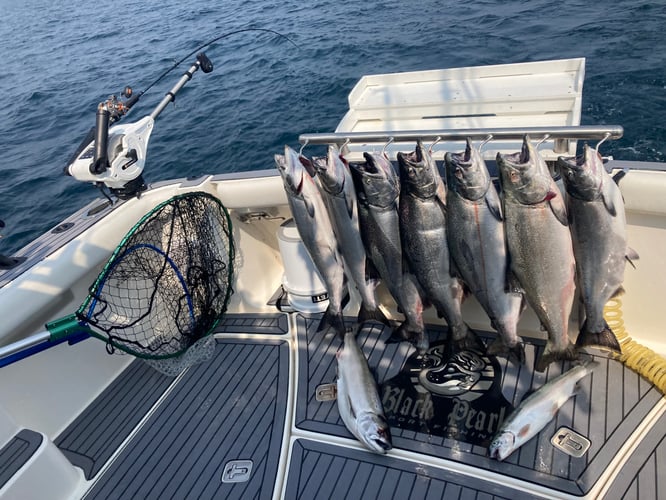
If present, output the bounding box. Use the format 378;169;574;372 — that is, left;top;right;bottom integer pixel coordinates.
299;125;623;154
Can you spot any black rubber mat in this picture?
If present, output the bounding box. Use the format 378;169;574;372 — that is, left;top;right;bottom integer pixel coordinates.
0;429;43;489
86;338;289;499
284;438;525;499
295;314;664;496
55;359;174;479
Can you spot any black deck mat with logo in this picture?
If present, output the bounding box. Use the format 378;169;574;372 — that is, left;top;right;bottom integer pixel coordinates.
294;314;663;496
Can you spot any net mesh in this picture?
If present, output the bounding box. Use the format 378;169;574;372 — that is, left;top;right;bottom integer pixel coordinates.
76;191;234;360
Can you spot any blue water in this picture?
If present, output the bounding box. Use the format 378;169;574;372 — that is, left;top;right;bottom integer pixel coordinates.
0;0;664;253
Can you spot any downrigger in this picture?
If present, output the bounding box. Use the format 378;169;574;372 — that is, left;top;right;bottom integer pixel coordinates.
66;52;214;199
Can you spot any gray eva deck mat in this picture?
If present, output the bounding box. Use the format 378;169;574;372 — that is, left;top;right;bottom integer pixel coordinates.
214;313;289;335
55;358;174;479
0;429;43;489
285;438;522;500
85;338;289;499
603;411;666;499
295;314;663;496
56;314;287;481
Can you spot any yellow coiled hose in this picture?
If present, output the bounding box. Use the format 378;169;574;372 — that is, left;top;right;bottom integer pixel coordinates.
604;297;666;395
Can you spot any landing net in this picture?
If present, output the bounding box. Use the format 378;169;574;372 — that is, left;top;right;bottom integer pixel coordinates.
76;191;234;373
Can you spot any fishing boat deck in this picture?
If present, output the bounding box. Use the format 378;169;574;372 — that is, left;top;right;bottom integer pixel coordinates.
7;313;659;499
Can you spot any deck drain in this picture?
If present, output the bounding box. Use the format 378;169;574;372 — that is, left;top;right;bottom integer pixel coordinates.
221;460;253;483
551;427;590;458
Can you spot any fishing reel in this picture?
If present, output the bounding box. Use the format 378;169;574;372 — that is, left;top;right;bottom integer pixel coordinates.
65;52;214;199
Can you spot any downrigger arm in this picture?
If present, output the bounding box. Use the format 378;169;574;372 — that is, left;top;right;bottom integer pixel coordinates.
66;52;214;199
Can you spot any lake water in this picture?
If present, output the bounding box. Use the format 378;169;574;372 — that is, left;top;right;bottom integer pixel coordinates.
0;0;664;252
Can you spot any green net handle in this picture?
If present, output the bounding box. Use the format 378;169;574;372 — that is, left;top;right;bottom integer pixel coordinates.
45;314;95;341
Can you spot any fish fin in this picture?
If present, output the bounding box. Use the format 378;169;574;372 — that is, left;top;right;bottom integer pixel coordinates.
318;306;346;339
612;168;629;185
342;290;351;310
575;320;622;353
625;247;639;268
303;196;316;218
299;154;316;177
346;394;356;419
547;190;569;226
520;389;536;402
436;180;448;209
386;322;429;354
487;337;525;365
460;240;475;273
345;190;355;219
505;270;524;295
448;249;464;281
368;366;380;384
601;191;618;217
611;286;625;298
535;342;579;372
357;302;390;327
485;185;503;221
448;324;486;354
503;234;523;294
365;257;381;282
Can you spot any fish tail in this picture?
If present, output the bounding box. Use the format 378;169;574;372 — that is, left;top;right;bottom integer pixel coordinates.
357;301;390;327
487;336;525;365
449;324;486;354
317;307;346;339
535;341;579;372
575;320;622;354
386;321;429;354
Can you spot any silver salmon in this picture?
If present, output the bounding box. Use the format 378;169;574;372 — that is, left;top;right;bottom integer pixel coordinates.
445;138;525;363
398;141;483;354
497;136;578;372
557;144;638;353
312;145;386;325
489;360;598;461
336;327;392;454
349;152;427;352
275;145;347;337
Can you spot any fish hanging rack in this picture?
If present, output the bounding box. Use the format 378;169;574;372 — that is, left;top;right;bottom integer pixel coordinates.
298;125;624;160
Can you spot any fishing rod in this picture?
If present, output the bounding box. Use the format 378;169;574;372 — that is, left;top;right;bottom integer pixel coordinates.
66;28;298;199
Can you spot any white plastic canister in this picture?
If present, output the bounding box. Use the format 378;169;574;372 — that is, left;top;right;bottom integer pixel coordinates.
277;219;329;313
